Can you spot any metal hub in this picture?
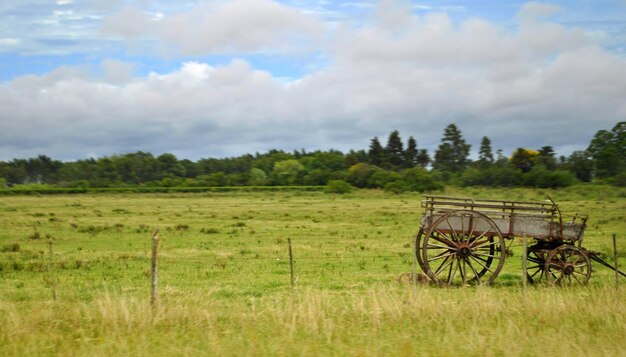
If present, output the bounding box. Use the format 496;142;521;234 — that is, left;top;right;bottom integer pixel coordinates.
563;264;575;276
458;244;471;258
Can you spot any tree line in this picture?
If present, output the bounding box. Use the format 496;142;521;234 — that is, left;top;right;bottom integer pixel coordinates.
1;122;624;192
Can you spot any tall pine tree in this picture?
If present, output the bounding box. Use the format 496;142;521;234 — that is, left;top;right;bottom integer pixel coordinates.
416;149;430;168
384;130;405;170
433;124;471;173
478;136;494;167
404;136;418;168
368;137;384;167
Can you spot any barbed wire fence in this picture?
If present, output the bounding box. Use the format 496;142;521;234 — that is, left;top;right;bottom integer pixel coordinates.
1;231;622;303
0;232;423;303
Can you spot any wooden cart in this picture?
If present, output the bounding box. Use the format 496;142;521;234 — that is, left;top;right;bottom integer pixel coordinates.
415;195;602;286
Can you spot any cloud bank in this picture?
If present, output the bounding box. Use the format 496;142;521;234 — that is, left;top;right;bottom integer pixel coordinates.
1;0;625;161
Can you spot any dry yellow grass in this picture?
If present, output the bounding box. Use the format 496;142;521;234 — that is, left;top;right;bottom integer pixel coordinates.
1;285;624;356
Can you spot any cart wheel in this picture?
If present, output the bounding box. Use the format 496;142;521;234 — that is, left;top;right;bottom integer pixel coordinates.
545;245;591;286
415;229;426;272
526;249;547;284
421;210;506;286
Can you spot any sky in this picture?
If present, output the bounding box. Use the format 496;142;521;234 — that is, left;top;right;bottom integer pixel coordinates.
1;0;625;162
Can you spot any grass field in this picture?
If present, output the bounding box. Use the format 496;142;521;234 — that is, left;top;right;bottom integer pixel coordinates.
0;185;625;355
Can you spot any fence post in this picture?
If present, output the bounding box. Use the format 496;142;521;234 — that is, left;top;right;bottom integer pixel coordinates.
412;238;418;292
288;238;294;290
48;240;57;301
613;234;619;290
151;228;159;307
522;234;528;293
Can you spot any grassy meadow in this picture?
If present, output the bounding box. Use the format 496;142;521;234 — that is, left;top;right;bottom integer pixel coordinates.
0;185;625;356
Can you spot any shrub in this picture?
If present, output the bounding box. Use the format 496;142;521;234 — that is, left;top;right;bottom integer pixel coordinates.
401;168;444;192
325;180;354;194
383;181;409;194
367;169;401;188
1;243;20;253
537;170;577;188
488;166;522;187
608;172;626;187
524;166;577;188
460;167;487;186
346;163;378;188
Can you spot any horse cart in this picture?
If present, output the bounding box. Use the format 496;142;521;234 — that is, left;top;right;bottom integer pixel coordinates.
415;195;625;286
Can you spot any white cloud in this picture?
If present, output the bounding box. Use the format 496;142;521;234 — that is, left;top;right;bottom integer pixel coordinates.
101;7;154;39
101;59;135;84
1;1;625;160
0;38;20;46
102;0;323;55
518;2;561;22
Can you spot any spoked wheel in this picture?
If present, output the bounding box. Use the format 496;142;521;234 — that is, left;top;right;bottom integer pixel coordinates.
526;248;548;284
421;210;506;286
545;245;591;286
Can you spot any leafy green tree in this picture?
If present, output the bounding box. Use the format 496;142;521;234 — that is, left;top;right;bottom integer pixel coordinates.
271;159;305;185
299;150;345;172
368;137;384;166
0;161;26;185
384;130;405;170
587;122;626;178
206;172;227;186
488;165;522;186
367;168;401;188
15;155;62;184
461;167;488;186
178;159;200;178
110;152;160;184
97;158;122;183
301;169;332;185
347;163;378;188
510;148;539;173
536;146;557;170
160;154;187;178
564;151;593;182
248;168;268;186
157;153;178;171
401;167;443;192
433;124;471;173
253;150;293;175
345;150;368;168
522;165;576;188
495;149;507;166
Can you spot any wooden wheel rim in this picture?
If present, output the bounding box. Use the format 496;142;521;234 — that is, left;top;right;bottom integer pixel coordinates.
421;210;506;286
545;245;591;286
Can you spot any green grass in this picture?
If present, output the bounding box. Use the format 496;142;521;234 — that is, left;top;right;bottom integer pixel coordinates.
0;185;625;355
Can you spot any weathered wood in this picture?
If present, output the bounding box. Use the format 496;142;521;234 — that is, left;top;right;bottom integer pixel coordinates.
48;240;57;301
614;234;619;289
151;229;159;307
288;238;294;289
420;196;587;242
522;235;528;291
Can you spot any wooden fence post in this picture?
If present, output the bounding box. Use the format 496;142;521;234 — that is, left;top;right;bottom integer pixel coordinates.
412;238;418;292
522;234;528;293
151;228;159;307
288;238;294;289
48;240;57;301
613;234;619;290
